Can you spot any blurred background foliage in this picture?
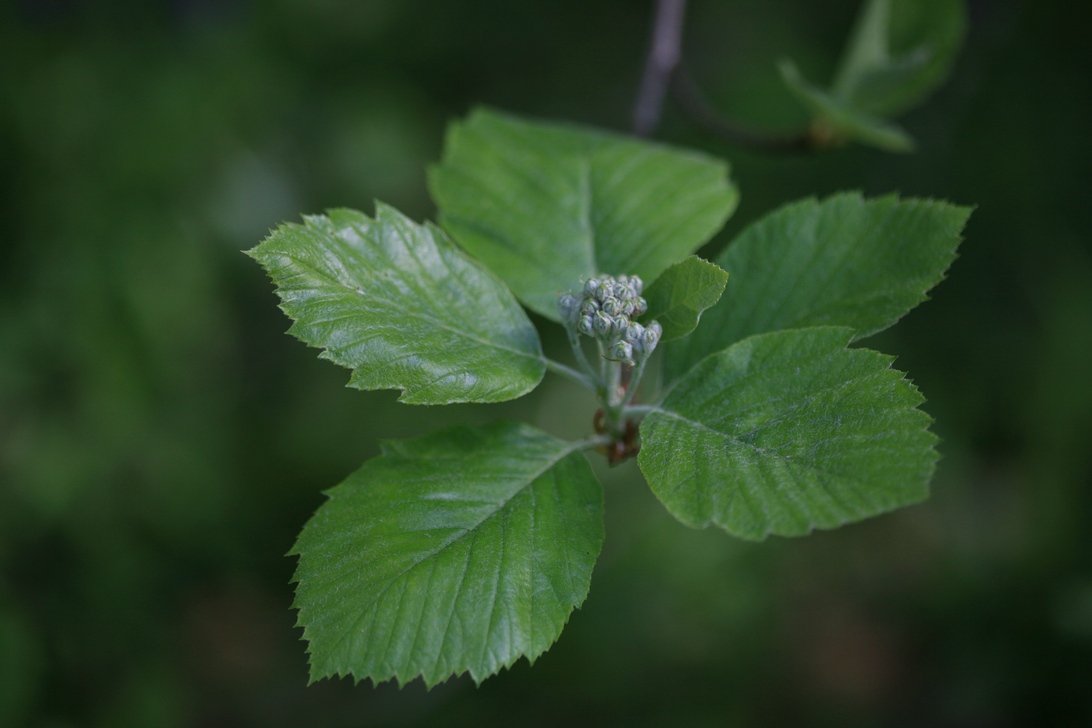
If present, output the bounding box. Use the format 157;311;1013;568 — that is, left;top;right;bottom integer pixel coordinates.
1;0;1090;725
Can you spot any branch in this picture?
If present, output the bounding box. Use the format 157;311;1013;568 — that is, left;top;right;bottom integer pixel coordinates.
633;0;688;137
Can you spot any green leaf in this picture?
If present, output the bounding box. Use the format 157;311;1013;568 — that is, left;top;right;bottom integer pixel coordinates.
429;107;739;320
665;192;970;385
780;0;966;150
780;60;915;152
292;422;604;687
835;0;967;117
639;256;728;343
248;203;545;405
640;327;936;541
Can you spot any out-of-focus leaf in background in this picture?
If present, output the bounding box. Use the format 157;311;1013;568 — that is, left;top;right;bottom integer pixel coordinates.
779;0;966;150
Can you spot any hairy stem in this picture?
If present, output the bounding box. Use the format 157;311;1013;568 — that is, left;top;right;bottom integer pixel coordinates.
619;357;648;410
543;357;596;390
566;325;600;386
622;404;661;418
575;433;616;452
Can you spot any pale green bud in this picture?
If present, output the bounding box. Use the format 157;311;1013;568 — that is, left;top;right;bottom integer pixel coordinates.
593;310;613;336
610;340;633;362
623;321;645;343
558;292;580;324
601;296;623;316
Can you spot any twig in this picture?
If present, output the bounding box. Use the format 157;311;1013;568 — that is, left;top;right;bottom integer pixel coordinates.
633;0;688;137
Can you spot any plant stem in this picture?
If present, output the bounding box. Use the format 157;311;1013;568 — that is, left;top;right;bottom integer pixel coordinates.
566;326;600;385
543;358;596;390
619;357;648;410
575;433;615;452
633;0;688;137
622;404;661;418
606;360;622;407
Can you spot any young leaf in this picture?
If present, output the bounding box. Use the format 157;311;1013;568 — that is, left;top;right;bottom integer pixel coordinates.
665;193;970;384
640;327;936;541
780;60;915;152
835;0;967;117
248;203;545;405
291;422;604;687
638;256;728;342
429;107;738;320
779;0;965;150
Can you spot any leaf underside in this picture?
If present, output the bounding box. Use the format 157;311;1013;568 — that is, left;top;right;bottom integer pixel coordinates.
665;192;970;385
291;421;604;687
641;327;937;541
639;255;729;343
248;203;544;404
429;107;739;320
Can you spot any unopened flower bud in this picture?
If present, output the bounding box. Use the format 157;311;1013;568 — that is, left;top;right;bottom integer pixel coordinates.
578;315;595;336
622;299;636;316
631;275;643;296
610;340;633;362
593;310;612;336
580;298;600;316
633;297;648;317
601;296;622;316
624;321;645;343
584;278;600;297
558;292;580;324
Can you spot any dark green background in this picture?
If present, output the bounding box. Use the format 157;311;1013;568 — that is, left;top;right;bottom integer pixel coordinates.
2;1;1090;725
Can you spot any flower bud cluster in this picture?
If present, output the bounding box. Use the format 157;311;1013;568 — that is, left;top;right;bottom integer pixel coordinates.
558;274;662;365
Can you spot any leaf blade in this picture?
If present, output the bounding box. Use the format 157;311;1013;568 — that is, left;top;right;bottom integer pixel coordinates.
429;108;738;320
837;0;967;117
291;422;604;687
639;256;728;342
641;327;937;541
248;203;545;404
665;192;970;384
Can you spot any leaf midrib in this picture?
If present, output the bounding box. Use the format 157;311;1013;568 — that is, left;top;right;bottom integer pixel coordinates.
317;441;584;673
271;247;542;364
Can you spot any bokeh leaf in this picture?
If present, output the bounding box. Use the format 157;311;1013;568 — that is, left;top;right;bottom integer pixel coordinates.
780;60;915;152
835;0;967;116
248;203;544;404
640;327;936;541
665;192;970;384
639;256;728;343
429;107;738;320
780;0;966;150
291;422;604;687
